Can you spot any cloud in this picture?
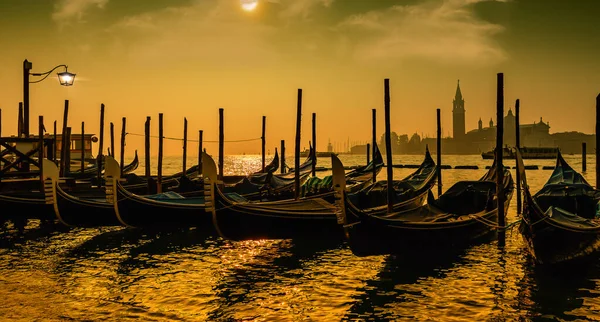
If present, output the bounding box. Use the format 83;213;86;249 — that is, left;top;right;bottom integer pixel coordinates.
105;1;281;66
336;0;507;65
272;0;334;19
52;0;108;23
101;0;505;68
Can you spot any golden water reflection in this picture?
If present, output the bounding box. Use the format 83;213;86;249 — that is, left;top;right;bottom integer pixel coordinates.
0;154;599;320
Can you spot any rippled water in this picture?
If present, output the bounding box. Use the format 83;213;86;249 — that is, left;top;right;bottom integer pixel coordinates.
1;154;600;321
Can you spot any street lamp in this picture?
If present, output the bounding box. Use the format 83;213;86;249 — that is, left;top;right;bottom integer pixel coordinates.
23;59;76;137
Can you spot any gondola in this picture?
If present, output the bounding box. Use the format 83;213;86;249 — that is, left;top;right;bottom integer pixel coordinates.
203;146;409;241
342;146;438;216
0;190;55;222
0;175;108;224
0;152;146;224
249;149;280;179
333;153;514;256
203;152;341;241
104;156;214;229
517;149;600;265
42;159;120;227
300;143;384;198
69;150;140;180
225;147;314;200
172;151;281;196
122;163;199;195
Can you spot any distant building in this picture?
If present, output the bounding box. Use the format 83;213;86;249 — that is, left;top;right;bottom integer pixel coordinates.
452;80;466;141
352;81;595;155
420;81;593;154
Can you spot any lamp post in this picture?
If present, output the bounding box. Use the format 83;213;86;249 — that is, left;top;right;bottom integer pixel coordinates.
23;59;75;138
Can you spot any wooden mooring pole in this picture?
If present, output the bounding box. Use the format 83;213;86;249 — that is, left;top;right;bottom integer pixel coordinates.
60;100;69;177
312;112;316;177
97;104;105;185
39;116;44;189
145;116;151;192
384;79;393;214
198;130;203;175
110;122;115;157
496;73;506;246
218;108;224;181
183;118;188;174
366;143;370;164
436;108;442;197
372;108;377;183
262;116;266;172
65;127;71;175
157;113;164;193
81;122;85;173
515;99;521;214
53;121;57;164
294;89;302;200
120;117;126;176
0;108;2;137
281;140;286;174
596;93;600;189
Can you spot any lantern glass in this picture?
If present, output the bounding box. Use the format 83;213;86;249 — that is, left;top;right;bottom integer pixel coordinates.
57;71;75;86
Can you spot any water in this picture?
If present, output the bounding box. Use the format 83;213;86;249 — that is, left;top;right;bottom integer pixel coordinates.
1;154;600;321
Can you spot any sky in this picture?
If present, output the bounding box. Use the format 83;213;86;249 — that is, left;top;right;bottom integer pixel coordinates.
1;0;599;156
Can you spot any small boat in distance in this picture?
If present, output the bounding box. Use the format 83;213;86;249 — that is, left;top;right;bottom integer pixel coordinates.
481;146;559;159
299;150;337;158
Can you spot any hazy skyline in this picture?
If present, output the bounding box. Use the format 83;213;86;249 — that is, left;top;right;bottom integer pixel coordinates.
1;0;599;156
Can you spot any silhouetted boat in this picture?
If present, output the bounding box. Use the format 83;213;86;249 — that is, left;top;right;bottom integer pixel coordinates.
334;154;514;256
0;190;55;222
228;148;314;199
481;146;559;159
104;156;212;228
300;143;384;198
203;146;422;241
250;149;279;178
517;149;600;265
122;163;200;195
339;147;438;216
203;152;340;241
69;150;139;180
43;159;120;227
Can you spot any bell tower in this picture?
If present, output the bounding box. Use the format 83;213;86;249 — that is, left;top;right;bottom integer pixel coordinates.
452;80;465;140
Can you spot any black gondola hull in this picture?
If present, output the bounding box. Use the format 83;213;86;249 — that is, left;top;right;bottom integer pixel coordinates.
346;208;502;257
516;149;600;265
212;185;343;241
338;162;514;257
113;183;211;229
0;194;54;221
54;187;120;227
520;208;600;265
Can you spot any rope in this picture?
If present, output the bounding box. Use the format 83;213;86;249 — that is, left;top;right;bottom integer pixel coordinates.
125;132;261;143
469;215;522;231
523;213;600;233
520;213;547;227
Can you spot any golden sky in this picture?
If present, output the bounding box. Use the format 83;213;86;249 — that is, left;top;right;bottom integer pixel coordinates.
0;0;599;156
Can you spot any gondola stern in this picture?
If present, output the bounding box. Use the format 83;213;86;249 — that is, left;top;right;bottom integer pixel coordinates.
42;159;67;225
203;152;227;237
331;154;348;226
104;156;131;227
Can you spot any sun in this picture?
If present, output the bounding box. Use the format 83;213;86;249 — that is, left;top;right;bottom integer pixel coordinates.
241;0;258;12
